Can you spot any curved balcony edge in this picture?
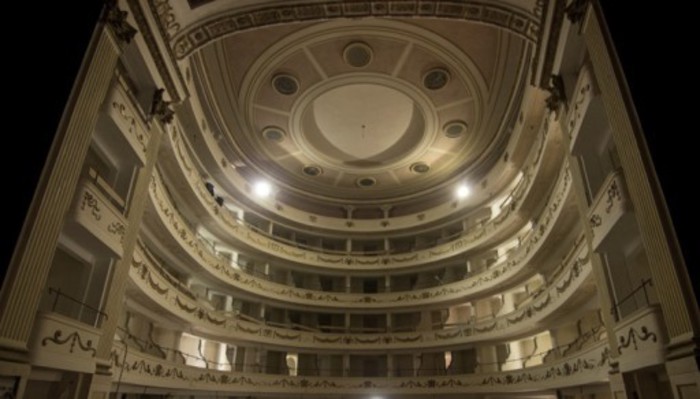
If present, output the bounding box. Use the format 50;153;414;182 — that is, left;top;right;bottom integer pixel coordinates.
157;114;556;267
127;239;595;352
142;162;575;310
108;339;610;395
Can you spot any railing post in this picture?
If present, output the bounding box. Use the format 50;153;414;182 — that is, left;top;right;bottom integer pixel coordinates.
51;288;60;312
642;278;652;306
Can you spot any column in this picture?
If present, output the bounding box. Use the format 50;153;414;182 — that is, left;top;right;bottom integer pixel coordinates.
0;25;122;399
0;27;121;350
556;87;621;363
583;4;700;396
89;95;165;393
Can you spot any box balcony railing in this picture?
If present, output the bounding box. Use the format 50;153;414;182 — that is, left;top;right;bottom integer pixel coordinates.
610;278;654;322
47;287;108;328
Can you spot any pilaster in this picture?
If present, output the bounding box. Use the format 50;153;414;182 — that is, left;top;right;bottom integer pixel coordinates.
0;27;120;354
583;1;699;341
91;116;164;380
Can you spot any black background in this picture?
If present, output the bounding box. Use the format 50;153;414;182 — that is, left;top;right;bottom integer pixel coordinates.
1;3;696;293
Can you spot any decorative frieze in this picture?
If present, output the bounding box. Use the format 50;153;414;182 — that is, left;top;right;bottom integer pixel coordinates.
128;235;592;351
109;339;609;394
163;1;541;60
145;162;573;309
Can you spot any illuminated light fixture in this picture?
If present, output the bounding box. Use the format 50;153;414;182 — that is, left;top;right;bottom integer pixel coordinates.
253;181;272;197
456;184;471;199
370;396;384;399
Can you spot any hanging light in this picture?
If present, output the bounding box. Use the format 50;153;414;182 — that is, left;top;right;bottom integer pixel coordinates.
253;181;272;197
456;184;471;199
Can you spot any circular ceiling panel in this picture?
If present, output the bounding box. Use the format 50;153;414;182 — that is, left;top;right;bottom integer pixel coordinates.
312;84;413;160
223;19;506;204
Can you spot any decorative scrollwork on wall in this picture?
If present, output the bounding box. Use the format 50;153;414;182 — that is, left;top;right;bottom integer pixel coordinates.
81;191;102;221
152;0;180;38
112;100;147;154
312;336;342;344
604;179;622;213
567;80;592;137
41;330;97;357
107;221;126;241
174;296;197;313
618;326;658;354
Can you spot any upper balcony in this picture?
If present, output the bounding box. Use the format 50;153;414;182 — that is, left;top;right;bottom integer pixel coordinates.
141;162;574;312
103;77;151;166
149;124;567;271
67;177;128;258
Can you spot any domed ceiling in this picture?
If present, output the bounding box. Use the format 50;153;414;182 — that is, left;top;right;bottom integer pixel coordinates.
193;18;528;206
154;0;542;217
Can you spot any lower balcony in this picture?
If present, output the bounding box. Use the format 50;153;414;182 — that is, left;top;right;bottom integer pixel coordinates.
29;312;103;373
109;340;610;396
613;305;666;373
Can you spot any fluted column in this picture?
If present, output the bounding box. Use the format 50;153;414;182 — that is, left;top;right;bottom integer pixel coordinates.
556;109;620;358
584;1;699;342
93;118;164;356
583;3;700;396
0;28;120;354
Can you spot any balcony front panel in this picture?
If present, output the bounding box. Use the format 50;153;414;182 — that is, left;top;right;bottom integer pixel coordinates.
587;169;632;250
614;305;666;372
148;156;570;279
128;237;593;352
71;180;128;257
566;65;595;152
105;80;150;165
29;312;101;374
159;118;553;265
109;339;609;395
144;164;573;311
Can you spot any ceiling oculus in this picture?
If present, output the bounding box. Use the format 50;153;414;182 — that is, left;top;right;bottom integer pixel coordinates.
272;74;299;95
356;177;377;188
410;162;430;174
423;67;450;90
262;126;286;142
343;42;373;68
302;165;323;177
443;120;468;138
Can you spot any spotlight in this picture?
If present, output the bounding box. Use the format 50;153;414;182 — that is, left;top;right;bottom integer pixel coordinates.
456;184;471;199
253;181;272;197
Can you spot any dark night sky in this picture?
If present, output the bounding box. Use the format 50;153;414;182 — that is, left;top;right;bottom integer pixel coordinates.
1;3;696;290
